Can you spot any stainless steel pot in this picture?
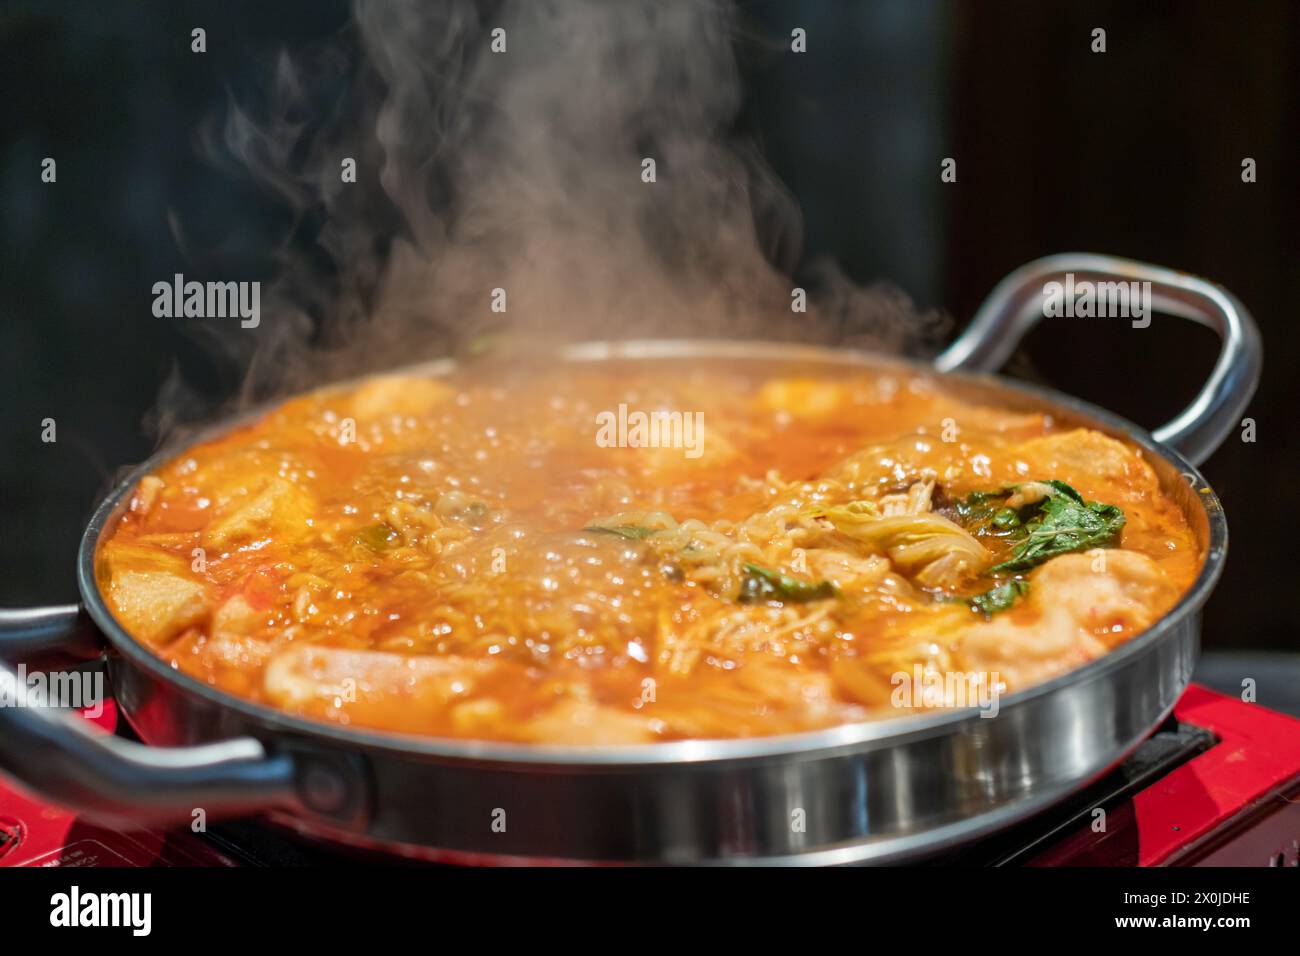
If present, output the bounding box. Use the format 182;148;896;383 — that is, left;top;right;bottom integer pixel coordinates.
0;254;1261;864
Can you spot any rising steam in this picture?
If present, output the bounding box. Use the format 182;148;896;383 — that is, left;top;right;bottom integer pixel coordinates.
159;0;946;434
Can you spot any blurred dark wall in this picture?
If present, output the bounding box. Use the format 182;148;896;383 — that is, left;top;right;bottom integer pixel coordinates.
939;1;1298;655
742;0;952;306
2;1;1296;651
0;0;350;606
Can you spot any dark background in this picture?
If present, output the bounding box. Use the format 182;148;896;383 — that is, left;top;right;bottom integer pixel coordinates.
2;2;1296;679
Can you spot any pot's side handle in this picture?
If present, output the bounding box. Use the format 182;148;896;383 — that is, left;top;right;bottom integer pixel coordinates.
0;606;369;830
0;605;104;667
935;253;1262;466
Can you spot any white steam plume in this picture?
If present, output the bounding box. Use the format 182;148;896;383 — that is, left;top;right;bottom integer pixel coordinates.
156;0;947;435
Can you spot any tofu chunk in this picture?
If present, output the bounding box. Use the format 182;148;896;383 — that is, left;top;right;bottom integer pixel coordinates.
757;379;852;418
263;645;499;732
955;550;1177;688
108;570;210;645
1011;429;1159;501
349;375;454;421
202;478;312;550
520;699;660;744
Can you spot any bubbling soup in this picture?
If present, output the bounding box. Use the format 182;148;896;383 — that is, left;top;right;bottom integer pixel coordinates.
98;358;1201;743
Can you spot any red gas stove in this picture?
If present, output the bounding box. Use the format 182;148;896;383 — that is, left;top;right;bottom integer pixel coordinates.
2;685;1299;868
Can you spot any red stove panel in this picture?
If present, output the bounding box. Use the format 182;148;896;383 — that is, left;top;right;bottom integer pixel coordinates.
1026;685;1300;867
0;698;240;868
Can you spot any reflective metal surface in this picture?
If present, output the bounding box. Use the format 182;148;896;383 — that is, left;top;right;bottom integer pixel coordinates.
0;254;1257;863
937;253;1262;466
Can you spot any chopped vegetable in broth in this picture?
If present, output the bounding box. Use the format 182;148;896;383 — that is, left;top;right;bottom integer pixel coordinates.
98;359;1202;743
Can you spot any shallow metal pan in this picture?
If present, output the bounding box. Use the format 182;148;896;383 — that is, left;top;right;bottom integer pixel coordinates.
0;254;1261;863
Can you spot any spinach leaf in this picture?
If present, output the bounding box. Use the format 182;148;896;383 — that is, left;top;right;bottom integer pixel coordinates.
947;487;1016;535
989;481;1125;573
953;488;1011;521
738;563;839;604
990;507;1022;530
967;579;1029;616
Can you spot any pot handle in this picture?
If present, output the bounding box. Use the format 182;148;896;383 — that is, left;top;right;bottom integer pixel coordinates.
934;253;1262;466
0;605;368;830
0;605;104;668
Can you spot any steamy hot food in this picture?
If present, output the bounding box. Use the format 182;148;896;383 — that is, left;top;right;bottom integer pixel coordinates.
98;358;1201;744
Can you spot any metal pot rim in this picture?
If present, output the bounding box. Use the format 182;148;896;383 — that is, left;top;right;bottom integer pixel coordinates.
76;337;1228;767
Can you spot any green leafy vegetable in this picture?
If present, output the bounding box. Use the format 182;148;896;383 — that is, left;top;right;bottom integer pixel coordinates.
584;511;679;541
991;507;1021;530
355;523;400;551
966;579;1029;616
738;563;839;604
947;480;1126;573
989;481;1125;573
584;523;660;540
952;488;1011;523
